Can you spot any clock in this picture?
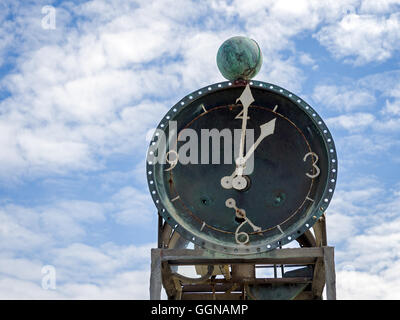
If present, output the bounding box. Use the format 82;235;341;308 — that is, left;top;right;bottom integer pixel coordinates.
146;80;337;255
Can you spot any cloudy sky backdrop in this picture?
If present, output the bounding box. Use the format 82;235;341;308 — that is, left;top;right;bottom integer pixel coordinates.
1;0;400;299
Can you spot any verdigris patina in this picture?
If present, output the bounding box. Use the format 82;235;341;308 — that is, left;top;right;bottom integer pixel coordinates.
216;36;262;81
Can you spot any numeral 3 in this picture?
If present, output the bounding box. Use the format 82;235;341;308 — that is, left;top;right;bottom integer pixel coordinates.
304;152;320;178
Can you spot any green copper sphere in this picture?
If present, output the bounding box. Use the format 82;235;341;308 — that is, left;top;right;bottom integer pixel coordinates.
216;36;263;81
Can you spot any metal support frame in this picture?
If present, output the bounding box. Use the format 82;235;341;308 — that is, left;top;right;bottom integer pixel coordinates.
150;246;336;300
150;213;336;300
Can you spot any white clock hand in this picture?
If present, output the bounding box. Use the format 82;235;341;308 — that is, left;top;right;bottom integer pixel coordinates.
221;118;276;190
220;167;247;190
220;84;254;191
236;84;254;161
242;117;276;163
225;198;262;245
220;169;237;189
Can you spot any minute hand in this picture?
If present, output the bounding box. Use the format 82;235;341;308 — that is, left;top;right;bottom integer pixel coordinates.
237;84;255;160
242;118;276;163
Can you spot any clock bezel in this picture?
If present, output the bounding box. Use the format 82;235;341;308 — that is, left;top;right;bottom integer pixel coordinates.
146;80;337;254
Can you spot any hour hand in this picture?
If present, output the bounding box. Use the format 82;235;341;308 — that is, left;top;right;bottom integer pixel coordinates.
220;118;276;190
242;118;276;163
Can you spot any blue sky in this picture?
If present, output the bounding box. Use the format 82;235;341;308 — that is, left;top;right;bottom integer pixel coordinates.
0;0;400;299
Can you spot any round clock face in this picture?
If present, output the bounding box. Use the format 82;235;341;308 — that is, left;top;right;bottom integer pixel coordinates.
146;80;337;254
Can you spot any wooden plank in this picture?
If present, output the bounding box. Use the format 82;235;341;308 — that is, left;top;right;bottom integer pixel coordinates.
181;277;312;291
324;246;336;300
241;277;312;284
320;214;327;246
231;264;255;281
313;214;327;247
173;277;183;300
161;223;172;248
150;248;162;300
311;257;325;299
160;247;324;265
161;261;179;299
168;230;182;249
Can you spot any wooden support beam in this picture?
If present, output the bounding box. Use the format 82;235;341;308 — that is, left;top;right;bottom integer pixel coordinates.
158;247;324;265
320;214;327;246
168;230;182;249
181;277;312;292
150;248;162;300
311;257;325;299
231;264;255;281
313;214;327;247
324;246;336;300
150;246;336;300
161;223;172;248
161;261;179;299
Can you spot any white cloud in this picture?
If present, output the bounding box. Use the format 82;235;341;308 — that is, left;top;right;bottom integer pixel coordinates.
317;71;400;136
60;269;152;299
358;70;400;97
0;209;49;251
0;200;156;299
298;52;318;70
326;212;358;244
0;1;187;180
337;270;400;299
18;134;92;170
382;99;400;116
315;13;400;65
111;186;153;225
327;178;384;222
359;0;400;14
334;134;398;173
313;84;376;111
0;266;153;299
0;278;62;299
373;117;400;132
263;58;305;93
0;257;43;282
328;184;400;299
40;200;106;240
0;0;371;182
0;200;106;245
326;113;375;131
1;0;400;300
0;185;154;247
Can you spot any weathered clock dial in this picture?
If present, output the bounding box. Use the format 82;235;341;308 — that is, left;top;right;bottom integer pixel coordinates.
147;79;337;255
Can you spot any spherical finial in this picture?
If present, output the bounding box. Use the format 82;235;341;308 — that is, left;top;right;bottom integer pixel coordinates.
216;36;263;81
